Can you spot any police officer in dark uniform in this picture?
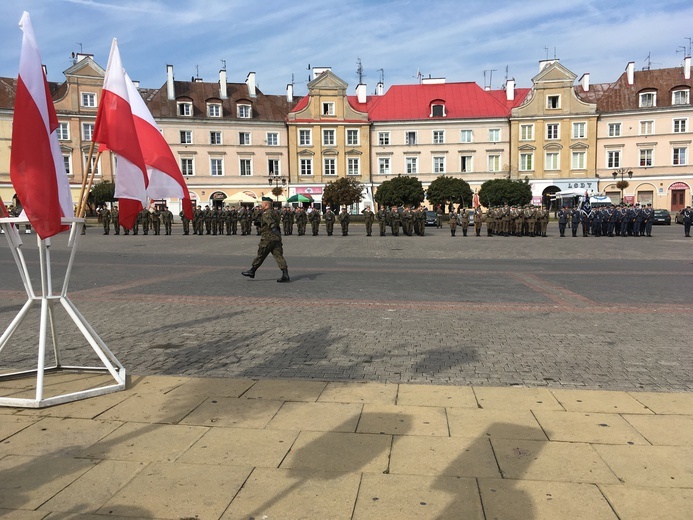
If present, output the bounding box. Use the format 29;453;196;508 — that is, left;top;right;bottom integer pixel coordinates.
557;206;568;237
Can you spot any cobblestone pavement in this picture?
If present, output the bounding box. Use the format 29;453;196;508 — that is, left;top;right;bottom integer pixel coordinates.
0;223;691;392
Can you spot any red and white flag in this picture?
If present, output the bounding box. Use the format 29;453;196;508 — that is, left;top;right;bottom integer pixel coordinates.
10;12;74;240
124;73;193;220
472;191;480;208
93;39;148;229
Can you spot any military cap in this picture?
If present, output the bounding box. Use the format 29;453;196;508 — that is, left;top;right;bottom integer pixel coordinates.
261;196;273;202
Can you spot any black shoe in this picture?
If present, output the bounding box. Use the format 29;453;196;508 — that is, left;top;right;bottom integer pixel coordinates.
242;268;256;278
277;269;290;283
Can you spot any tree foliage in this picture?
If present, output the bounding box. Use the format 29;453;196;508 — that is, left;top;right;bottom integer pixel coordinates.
478;178;532;207
426;175;473;208
89;181;116;208
322;177;363;209
374;175;425;207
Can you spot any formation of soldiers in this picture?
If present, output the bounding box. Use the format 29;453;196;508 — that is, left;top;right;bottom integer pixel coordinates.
556;203;657;238
476;204;550;237
98;205;174;235
375;205;431;237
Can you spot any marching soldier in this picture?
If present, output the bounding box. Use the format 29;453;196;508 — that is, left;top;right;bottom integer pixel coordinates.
242;197;290;283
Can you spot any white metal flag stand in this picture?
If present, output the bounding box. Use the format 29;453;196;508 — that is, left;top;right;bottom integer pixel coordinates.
0;217;126;408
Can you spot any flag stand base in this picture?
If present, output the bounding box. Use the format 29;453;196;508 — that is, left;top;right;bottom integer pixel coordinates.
0;218;126;408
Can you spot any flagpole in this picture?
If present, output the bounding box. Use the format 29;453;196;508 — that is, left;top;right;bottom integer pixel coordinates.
76;140;96;217
78;149;102;218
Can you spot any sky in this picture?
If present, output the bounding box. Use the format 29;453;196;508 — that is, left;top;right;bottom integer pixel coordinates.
1;0;692;97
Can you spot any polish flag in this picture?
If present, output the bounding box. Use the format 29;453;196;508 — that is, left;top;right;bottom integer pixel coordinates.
124;73;193;220
472;191;480;208
93;39;148;229
9;12;73;239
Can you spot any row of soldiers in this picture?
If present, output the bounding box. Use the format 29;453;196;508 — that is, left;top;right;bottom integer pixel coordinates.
557;203;656;237
98;206;175;235
479;204;551;237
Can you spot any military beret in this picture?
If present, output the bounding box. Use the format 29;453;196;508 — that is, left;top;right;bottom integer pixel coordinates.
261;196;273;202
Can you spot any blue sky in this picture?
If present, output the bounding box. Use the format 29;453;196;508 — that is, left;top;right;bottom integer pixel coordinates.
1;0;692;96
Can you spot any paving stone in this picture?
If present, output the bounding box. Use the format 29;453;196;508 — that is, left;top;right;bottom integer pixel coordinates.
241;378;327;401
621;414;693;446
446;407;547;440
353;473;484;519
265;401;362;432
318;381;398;404
478;478;618;520
550;389;653;414
357;404;449;436
599;484;693;520
474;386;564;410
593;445;693;488
221;467;360;520
396;383;477;408
178;396;283;428
165;376;256;398
533;410;651;445
96;391;206;424
629;391;693;414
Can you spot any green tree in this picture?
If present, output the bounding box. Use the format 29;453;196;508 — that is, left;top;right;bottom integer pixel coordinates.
322;177;363;209
426;175;473;208
478;178;532;207
89;181;116;208
374;175;425;207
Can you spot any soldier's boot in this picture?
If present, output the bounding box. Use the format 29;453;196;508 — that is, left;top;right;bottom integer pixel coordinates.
277;269;290;283
242;267;257;279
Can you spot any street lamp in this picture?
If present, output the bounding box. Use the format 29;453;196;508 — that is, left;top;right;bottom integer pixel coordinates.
612;168;632;203
268;174;287;202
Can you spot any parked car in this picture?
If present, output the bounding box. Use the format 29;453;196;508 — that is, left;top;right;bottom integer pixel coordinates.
425;211;438;226
651;209;671;225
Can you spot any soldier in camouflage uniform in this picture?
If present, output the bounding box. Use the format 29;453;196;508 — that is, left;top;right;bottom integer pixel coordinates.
324;207;336;236
449;210;458;236
100;206;111;235
193;205;204;235
252;204;262;235
376;206;388;236
309;207;321;235
242;198;290;283
111;206;120;235
459;208;469;236
162;206;173;235
140;208;151;235
151;207;161;235
338;207;350;236
179;209;190;235
295;207;308;236
362;205;374;236
229;206;238;235
390;205;401;236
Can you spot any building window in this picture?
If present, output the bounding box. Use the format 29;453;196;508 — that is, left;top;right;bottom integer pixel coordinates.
546;95;560;109
673;118;687;133
210;158;224;176
239;158;252;176
323;129;335;146
347;129;359;146
323;158;336;176
572;122;586;139
433;130;445;144
299;129;312;146
433;156;445;174
177;102;192;116
84;154;100;176
673;89;690;105
81;92;96;108
82;123;94;141
378;132;390;145
546;124;559;140
62;154;72;176
488;155;500;172
237;104;251;118
322;102;335;116
460;155;472;172
639;148;653;167
572;151;586;170
181;158;194;176
545;152;559;170
673;147;687;165
239;132;251;145
57;122;69;140
488;128;500;142
639;92;656;108
208;103;221;117
405;156;418;174
180;130;192;144
210;131;222;145
519;153;533;171
431;104;445;117
266;132;279;146
608;123;621;137
405;131;417;145
300;158;312;176
347;158;360;176
268;159;280;176
607;150;621;168
520;124;534;141
378;157;391;175
639;120;654;135
460;130;473;143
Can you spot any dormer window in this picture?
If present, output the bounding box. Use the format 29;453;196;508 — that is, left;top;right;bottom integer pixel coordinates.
237;104;251;118
208;103;221;117
431;103;445;117
673;89;690;105
177;101;193;116
639;91;656;108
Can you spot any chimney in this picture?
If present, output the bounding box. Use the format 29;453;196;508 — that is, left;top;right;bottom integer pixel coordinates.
579;72;590;92
377;81;384;95
539;59;558;72
42;64;48;77
132;80;140;88
684;56;691;80
421;77;445;84
286;83;293;103
219;69;227;99
166;64;175;100
76;53;93;62
246;71;256;98
356;83;367;104
506;78;515;101
626;61;635;85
